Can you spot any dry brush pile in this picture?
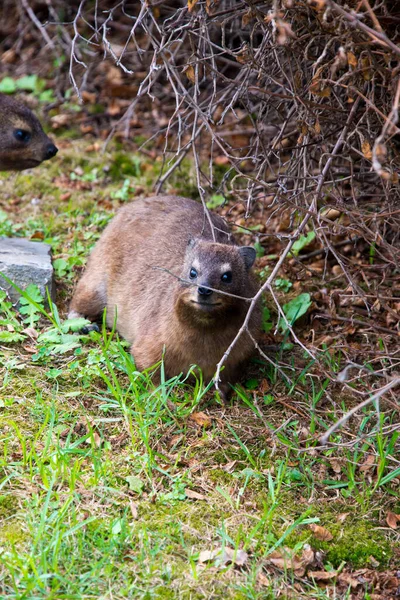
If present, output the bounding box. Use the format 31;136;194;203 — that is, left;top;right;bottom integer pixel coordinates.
2;0;400;430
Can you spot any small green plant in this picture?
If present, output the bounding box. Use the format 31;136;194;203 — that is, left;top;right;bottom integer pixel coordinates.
111;178;135;201
70;167;101;183
0;290;24;343
19;284;45;327
279;293;312;332
253;240;265;258
206;194;225;209
274;278;293;292
291;231;316;256
0;74;56;102
262;303;274;332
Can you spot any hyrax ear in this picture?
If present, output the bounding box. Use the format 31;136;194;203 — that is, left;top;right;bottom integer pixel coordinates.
187;238;196;248
239;246;256;270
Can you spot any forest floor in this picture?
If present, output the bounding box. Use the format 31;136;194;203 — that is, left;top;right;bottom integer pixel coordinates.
0;110;399;599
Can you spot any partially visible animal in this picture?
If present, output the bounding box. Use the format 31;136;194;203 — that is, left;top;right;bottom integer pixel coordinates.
0;94;58;171
69;196;262;395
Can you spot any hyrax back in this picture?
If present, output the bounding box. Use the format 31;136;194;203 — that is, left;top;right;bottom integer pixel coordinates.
0;94;58;171
69;196;261;389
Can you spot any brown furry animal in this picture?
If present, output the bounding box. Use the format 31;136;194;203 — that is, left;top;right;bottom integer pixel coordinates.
69;196;261;394
0;94;58;171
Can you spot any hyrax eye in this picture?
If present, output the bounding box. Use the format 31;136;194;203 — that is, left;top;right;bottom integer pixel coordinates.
221;271;232;283
14;129;31;143
189;268;198;279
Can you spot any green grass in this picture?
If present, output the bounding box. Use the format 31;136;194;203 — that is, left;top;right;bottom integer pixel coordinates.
0;141;399;599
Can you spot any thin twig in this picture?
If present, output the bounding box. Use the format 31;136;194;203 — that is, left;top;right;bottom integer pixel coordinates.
320;377;400;445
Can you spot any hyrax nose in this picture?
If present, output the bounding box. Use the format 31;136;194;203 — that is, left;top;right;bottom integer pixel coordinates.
198;286;213;297
45;143;58;160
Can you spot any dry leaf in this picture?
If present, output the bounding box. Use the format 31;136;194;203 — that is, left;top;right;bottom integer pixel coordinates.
183;64;195;83
51;114;70;128
268;544;315;577
30;231;45;241
257;570;270;587
308;0;327;10
107;100;122;116
309;524;333;541
185;489;206;501
80;123;93;134
198;549;216;563
130;501;138;519
223;460;237;472
60;192;72;202
1;48;17;64
361;56;372;80
214;155;229;166
308;570;337;581
323;208;341;220
276;19;296;45
362;140;372;160
337;512;350;523
205;0;218;15
22;327;38;340
359;454;375;472
190;412;212;428
104;65;123;85
368;555;380;568
93;432;102;447
236;45;251;64
198;547;248;567
227;548;248;567
347;51;358;68
386;511;399;530
81;90;96;104
23;345;37;354
329;458;341;474
187;0;199;12
338;573;360;589
309;81;331;97
242;9;253;27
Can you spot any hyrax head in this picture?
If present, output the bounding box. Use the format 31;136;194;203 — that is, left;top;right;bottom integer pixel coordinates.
177;238;256;321
0;94;58;171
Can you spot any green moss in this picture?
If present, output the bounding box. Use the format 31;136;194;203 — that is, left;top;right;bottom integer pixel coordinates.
108;152;142;180
164;159;199;199
152;587;179;599
322;521;392;568
283;501;394;569
138;499;229;533
212;162;234;187
207;468;235;485
0;494;18;518
0;521;27;545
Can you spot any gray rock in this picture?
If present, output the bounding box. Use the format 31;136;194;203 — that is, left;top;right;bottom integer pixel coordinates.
0;238;55;304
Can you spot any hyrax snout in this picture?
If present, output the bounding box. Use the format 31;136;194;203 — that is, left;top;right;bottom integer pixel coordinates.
69;196;262;393
0;93;58;171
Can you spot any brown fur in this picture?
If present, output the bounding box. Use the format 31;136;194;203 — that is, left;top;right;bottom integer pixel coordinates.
69;196;262;392
0;94;58;171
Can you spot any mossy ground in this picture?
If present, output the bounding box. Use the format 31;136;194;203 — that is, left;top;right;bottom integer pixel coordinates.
0;139;399;599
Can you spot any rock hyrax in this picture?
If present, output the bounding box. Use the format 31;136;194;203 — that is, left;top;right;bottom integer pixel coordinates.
69;196;261;394
0;94;58;171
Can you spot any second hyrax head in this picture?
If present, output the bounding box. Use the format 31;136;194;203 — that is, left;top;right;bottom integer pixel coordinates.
0;94;58;171
177;238;256;322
